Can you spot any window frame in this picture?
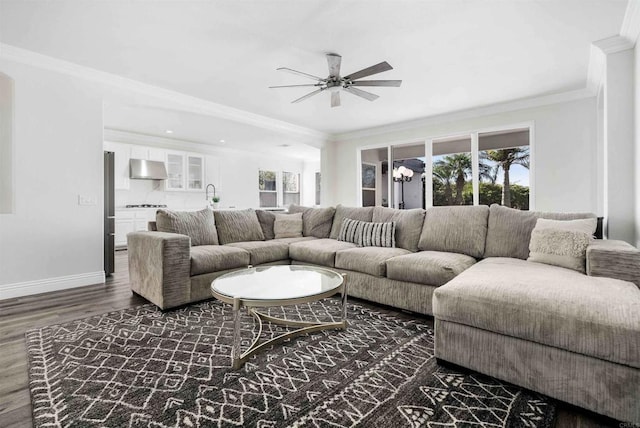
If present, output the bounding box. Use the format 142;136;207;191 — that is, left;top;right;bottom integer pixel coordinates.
356;122;535;210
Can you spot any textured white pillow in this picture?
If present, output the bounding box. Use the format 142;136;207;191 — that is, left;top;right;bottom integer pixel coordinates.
274;212;303;239
527;218;597;273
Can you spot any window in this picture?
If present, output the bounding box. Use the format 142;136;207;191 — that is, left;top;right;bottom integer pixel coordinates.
478;129;530;210
432;136;472;206
430;128;530;209
282;172;300;206
259;170;277;207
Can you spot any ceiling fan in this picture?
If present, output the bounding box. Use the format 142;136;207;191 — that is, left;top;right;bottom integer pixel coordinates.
270;53;401;108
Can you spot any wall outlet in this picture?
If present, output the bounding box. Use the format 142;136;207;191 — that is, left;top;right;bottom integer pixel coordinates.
78;194;97;206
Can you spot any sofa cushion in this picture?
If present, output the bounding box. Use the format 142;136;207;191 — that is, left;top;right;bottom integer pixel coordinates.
226;240;292;266
156;208;218;246
274;212;303;239
214;209;265;244
386;251;476;286
335;247;410;277
373;207;425;252
433;257;640;368
329;205;374;240
528;218;597;273
289;205;336;238
418;206;489;258
289;238;357;267
190;245;250;276
255;210;276;240
484;204;596;260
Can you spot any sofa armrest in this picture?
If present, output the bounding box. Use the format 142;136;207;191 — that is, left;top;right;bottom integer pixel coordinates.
128;231;191;309
586;240;640;287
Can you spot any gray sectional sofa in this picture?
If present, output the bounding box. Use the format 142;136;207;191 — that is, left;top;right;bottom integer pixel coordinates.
127;203;640;423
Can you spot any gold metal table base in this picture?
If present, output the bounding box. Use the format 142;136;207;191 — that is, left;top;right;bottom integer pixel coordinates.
214;274;348;370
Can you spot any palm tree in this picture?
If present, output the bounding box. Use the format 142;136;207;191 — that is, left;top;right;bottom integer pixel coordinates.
432;162;454;205
443;154;472;205
484;148;530;207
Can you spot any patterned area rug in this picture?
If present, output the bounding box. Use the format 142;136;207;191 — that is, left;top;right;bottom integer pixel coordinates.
26;299;556;427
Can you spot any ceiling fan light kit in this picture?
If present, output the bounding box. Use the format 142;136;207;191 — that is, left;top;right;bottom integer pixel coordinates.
270;53;402;107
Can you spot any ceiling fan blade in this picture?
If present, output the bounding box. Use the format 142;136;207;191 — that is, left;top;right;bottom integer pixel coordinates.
291;88;324;104
327;53;342;77
277;67;325;81
351;80;402;87
343;86;379;101
331;91;341;108
269;84;322;88
344;61;393;81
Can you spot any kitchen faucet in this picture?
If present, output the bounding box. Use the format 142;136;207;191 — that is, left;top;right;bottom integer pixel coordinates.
206;184;217;201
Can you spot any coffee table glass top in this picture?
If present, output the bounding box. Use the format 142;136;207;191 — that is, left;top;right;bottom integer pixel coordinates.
212;265;343;300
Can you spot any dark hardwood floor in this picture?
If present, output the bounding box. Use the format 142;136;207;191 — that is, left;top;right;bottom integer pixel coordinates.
0;251;620;427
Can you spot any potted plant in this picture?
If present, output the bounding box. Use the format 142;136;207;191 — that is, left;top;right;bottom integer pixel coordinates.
211;196;220;209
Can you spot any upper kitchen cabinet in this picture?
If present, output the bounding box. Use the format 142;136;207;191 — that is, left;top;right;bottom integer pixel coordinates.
165;151;204;191
130;145;166;162
187;155;204;190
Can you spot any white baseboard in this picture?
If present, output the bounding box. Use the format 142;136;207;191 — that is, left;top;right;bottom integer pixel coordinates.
0;271;106;300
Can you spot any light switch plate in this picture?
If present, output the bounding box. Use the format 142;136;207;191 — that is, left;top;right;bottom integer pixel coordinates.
78;194;97;206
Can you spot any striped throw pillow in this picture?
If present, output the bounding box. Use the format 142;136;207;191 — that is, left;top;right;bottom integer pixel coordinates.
338;218;396;248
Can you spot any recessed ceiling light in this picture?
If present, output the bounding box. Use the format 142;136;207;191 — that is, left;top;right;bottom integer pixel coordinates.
279;144;291;147
219;139;225;143
165;130;173;134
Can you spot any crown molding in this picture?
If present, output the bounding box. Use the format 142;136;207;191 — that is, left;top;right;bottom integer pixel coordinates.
586;43;606;95
592;35;635;55
103;128;318;161
0;43;329;144
332;88;594;142
621;0;640;45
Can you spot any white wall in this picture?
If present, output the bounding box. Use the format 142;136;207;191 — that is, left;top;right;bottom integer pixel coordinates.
604;48;635;243
302;160;320;206
636;42;640;247
0;59;104;292
325;97;599;215
0;57;313;298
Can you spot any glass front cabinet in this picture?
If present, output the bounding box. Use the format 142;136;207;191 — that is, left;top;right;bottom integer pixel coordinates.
165;151;204;191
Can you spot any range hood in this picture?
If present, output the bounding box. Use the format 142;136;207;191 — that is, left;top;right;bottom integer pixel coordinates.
130;159;168;180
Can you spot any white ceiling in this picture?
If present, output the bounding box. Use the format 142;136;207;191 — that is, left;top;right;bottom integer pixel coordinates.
0;0;628;142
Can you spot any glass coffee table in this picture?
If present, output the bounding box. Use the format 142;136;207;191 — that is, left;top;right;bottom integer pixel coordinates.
211;265;347;369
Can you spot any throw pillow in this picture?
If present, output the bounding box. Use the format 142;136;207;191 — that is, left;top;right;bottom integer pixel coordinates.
213;209;265;244
527;218;597;273
329;205;374;240
373;206;425;252
288;204;336;238
484;204;596;260
255;210;276;240
338;218;396;248
273;212;303;239
155;208;218;246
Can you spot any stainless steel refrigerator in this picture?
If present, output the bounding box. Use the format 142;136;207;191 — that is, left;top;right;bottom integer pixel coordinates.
104;151;115;276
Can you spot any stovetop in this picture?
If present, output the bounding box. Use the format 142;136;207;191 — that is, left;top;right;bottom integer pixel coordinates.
125;204;168;208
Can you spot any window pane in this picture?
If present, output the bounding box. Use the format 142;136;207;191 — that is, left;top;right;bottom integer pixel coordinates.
259;170;276;191
283;192;300;206
478;129;530;210
282;172;299;192
432;136;472;206
391;143;424;209
259;192;277;207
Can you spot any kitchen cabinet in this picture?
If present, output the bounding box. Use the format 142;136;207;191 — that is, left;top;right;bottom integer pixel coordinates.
187;154;204;190
131;145;166;162
114;209;156;248
165;152;205;191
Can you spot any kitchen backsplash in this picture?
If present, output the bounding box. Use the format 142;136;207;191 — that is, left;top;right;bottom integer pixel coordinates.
115;179;212;210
